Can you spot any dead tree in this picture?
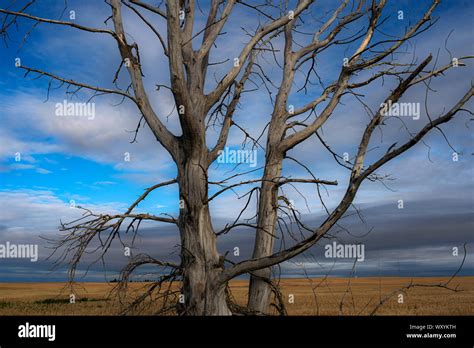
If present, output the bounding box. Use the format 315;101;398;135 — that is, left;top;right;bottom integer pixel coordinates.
1;0;471;316
246;0;473;313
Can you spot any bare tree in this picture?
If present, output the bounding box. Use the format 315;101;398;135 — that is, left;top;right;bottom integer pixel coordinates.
245;0;473;313
1;0;471;316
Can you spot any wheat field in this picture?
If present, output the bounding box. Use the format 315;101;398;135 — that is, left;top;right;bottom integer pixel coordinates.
0;277;473;315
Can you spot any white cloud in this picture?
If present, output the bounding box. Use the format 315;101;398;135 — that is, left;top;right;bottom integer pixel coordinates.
0;189;126;239
35;168;52;174
1;91;175;178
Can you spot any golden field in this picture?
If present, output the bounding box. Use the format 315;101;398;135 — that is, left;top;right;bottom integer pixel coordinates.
0;277;473;315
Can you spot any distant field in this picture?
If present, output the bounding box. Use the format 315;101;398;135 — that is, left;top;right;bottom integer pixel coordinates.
0;277;473;315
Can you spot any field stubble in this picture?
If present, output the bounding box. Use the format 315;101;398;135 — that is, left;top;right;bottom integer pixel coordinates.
0;277;472;315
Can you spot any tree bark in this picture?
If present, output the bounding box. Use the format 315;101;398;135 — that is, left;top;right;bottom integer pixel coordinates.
177;114;231;315
247;31;295;313
247;123;285;313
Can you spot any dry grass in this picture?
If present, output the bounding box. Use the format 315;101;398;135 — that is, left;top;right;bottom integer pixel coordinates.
0;277;473;315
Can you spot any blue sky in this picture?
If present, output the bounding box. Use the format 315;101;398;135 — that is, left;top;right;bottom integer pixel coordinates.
0;0;473;281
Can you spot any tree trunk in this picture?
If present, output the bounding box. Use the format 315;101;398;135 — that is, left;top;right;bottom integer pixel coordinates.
248;43;296;313
247;139;284;313
178;149;231;315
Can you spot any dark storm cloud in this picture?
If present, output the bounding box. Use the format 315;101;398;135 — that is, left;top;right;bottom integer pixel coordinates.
1;196;471;281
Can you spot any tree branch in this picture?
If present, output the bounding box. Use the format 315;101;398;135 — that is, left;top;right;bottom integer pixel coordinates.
205;0;313;109
221;77;473;284
0;7;118;38
128;0;167;19
111;0;179;158
19;65;136;102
